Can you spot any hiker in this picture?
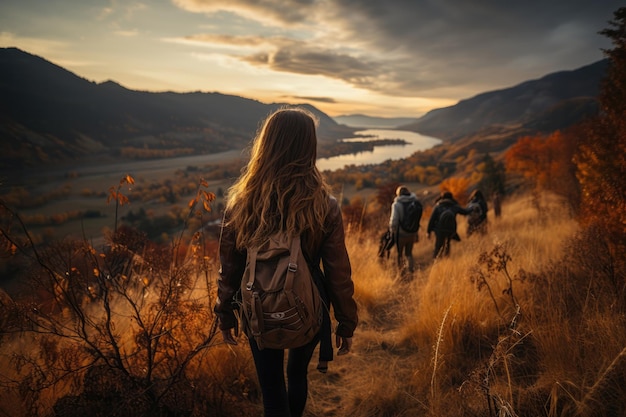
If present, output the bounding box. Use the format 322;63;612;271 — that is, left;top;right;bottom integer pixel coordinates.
466;189;488;236
214;107;358;417
389;185;422;275
427;191;470;259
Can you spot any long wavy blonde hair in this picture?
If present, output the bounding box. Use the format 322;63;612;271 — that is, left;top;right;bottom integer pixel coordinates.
225;107;332;250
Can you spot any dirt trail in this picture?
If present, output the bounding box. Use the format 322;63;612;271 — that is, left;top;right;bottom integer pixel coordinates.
304;260;433;416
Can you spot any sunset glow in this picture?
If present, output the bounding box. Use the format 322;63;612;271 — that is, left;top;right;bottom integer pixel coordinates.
0;0;619;117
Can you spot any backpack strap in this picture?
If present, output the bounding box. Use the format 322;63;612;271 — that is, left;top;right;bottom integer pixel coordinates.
245;247;263;338
284;235;315;317
284;235;300;294
284;235;306;320
245;247;258;291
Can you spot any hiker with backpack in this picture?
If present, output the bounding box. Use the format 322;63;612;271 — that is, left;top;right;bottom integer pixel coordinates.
427;191;471;259
389;185;422;275
214;107;358;417
466;189;488;236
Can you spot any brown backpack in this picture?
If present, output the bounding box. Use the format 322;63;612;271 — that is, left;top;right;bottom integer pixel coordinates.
241;233;322;350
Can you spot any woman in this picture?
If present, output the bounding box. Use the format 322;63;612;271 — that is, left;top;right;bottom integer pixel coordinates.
214;107;358;417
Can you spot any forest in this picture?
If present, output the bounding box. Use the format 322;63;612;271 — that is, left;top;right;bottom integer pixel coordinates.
0;7;625;417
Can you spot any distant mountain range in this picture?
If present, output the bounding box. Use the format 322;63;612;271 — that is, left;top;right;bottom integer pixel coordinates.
0;47;608;170
0;48;354;169
402;59;607;143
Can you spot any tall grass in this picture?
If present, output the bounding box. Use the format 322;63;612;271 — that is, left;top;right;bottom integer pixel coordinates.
317;191;626;417
3;189;625;416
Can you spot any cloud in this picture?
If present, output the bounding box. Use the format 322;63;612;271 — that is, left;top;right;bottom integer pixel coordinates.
98;1;148;30
0;32;70;58
243;43;378;80
184;33;269;46
172;0;318;26
171;0;620;99
98;7;114;20
289;95;337;103
175;33;393;93
114;29;139;37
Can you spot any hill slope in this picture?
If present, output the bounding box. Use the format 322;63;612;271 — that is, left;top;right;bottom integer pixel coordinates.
402;60;607;143
0;48;353;168
0;47;608;171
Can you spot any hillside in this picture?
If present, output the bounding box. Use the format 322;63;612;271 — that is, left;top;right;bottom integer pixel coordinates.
0;47;608;174
402;59;607;148
0;48;354;169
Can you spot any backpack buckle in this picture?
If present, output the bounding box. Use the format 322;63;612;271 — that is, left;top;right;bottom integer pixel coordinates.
288;262;297;273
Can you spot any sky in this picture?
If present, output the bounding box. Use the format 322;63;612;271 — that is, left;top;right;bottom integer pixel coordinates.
0;0;621;118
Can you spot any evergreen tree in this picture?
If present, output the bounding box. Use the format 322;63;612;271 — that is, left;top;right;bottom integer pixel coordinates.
575;7;626;249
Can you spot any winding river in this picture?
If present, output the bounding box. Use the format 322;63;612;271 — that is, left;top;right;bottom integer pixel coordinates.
316;129;442;171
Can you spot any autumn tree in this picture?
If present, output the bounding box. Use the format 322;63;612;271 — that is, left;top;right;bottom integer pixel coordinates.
505;134;548;194
374;182;401;212
439;177;471;204
569;6;626;301
575;7;626;246
0;177;227;416
504;130;581;212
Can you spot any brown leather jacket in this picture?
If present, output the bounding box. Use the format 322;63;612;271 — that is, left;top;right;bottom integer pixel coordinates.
214;196;358;338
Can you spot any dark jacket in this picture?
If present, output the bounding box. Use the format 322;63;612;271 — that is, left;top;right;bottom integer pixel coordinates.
467;196;488;225
427;198;470;236
215;196;358;338
389;193;420;237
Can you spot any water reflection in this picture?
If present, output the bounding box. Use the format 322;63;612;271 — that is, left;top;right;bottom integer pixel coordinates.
316;129;441;171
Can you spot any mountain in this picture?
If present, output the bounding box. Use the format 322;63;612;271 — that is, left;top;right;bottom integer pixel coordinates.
0;47;609;171
0;48;354;169
402;59;608;143
333;114;418;129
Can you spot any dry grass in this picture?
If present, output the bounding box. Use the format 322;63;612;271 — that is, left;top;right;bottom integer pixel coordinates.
307;191;626;417
3;190;625;416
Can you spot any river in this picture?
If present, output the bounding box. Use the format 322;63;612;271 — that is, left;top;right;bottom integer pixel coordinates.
6;130;439;189
316;129;441;171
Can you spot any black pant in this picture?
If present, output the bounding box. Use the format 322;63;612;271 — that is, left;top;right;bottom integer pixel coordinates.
318;308;333;362
434;232;451;258
249;334;320;417
396;234;415;273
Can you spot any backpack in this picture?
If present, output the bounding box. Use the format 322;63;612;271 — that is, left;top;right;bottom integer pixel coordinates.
399;200;422;233
240;233;323;350
467;202;483;225
378;230;395;258
437;207;457;237
479;200;488;221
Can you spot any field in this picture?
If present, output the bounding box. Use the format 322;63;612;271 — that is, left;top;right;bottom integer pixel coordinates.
302;192;587;416
1;151;244;242
2;183;625;416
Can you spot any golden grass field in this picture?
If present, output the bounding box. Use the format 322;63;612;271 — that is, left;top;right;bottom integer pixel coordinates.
2;189;625;417
193;190;626;416
300;192;624;416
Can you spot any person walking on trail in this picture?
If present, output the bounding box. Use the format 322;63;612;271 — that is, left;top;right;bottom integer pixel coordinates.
214;107;358;417
389;186;422;275
466;189;488;236
427;191;470;259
